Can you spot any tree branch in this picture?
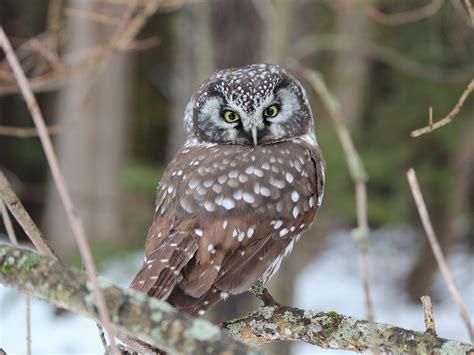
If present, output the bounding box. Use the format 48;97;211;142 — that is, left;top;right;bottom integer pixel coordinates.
0;244;260;355
1;244;472;354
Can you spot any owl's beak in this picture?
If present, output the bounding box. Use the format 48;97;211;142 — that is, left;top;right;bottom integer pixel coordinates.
251;126;258;146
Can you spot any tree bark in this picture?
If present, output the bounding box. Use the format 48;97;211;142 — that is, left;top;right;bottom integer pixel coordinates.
1;244;472;354
43;0;131;257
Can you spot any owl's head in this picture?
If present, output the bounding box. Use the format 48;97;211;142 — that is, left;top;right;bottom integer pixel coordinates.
185;64;315;147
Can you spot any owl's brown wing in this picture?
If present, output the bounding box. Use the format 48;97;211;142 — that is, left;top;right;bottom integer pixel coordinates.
131;141;325;316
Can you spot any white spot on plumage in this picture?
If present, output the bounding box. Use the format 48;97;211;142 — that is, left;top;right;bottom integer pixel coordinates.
228;170;239;178
203;179;213;188
309;196;315;208
285;172;294;183
243;192;255;203
233;189;243;200
253;168;264;177
247;227;255;238
188;179;199;189
212;184;223;193
223;220;228;229
291;191;300;202
259;186;271;196
238;174;249;183
273;220;283;229
245;166;255;174
292;206;300;218
195;229;203;237
222;198;236;210
279;228;289;237
207;244;214;251
204;201;216;212
270;178;285;189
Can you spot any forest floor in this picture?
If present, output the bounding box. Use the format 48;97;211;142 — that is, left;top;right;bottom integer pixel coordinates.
0;226;472;355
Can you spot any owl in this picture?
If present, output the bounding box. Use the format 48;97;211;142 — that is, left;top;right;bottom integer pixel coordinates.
130;63;325;317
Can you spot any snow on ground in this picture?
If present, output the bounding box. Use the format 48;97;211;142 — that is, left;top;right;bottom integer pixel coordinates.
1;227;472;355
293;226;474;355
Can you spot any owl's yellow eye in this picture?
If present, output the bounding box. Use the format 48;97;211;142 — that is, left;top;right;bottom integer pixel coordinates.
223;110;240;123
263;105;279;118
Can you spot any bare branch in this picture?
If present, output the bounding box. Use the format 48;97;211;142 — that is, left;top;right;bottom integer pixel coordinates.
420;295;437;335
411;79;474;137
1;244;472;354
0;171;57;259
367;0;445;26
1;199;32;355
407;168;474;341
296;66;374;323
0;28;120;354
464;0;474;25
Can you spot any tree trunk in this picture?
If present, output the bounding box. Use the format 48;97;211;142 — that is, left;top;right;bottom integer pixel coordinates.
332;0;374;126
43;0;132;257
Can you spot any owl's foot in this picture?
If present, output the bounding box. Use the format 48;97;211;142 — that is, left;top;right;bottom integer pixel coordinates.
251;282;277;306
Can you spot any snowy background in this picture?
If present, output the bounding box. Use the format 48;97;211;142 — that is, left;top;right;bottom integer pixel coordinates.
1;227;472;355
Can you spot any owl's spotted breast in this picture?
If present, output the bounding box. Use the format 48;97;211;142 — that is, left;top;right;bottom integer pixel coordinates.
158;141;320;220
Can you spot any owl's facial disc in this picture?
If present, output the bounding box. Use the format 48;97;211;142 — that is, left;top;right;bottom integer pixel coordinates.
192;64;314;146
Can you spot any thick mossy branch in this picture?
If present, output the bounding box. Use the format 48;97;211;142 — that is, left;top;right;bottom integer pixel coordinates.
1;244;472;354
0;244;260;355
222;304;473;354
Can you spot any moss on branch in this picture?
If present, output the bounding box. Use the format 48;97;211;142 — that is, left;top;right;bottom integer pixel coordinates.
1;244;472;354
222;304;473;354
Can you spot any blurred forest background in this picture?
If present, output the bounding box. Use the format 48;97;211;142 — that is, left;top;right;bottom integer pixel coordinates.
0;0;473;353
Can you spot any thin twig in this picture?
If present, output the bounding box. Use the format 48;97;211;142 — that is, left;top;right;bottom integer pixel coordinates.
464;0;474;25
297;66;374;322
0;200;18;245
1;200;32;355
0;172;57;259
429;106;433;130
407;168;474;341
47;0;62;52
411;79;474;137
0;28;120;355
367;0;445;26
24;293;32;355
420;295;437;335
64;7;124;26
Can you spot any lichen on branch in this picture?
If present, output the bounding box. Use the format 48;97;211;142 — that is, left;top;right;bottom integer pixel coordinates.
1;244;472;354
